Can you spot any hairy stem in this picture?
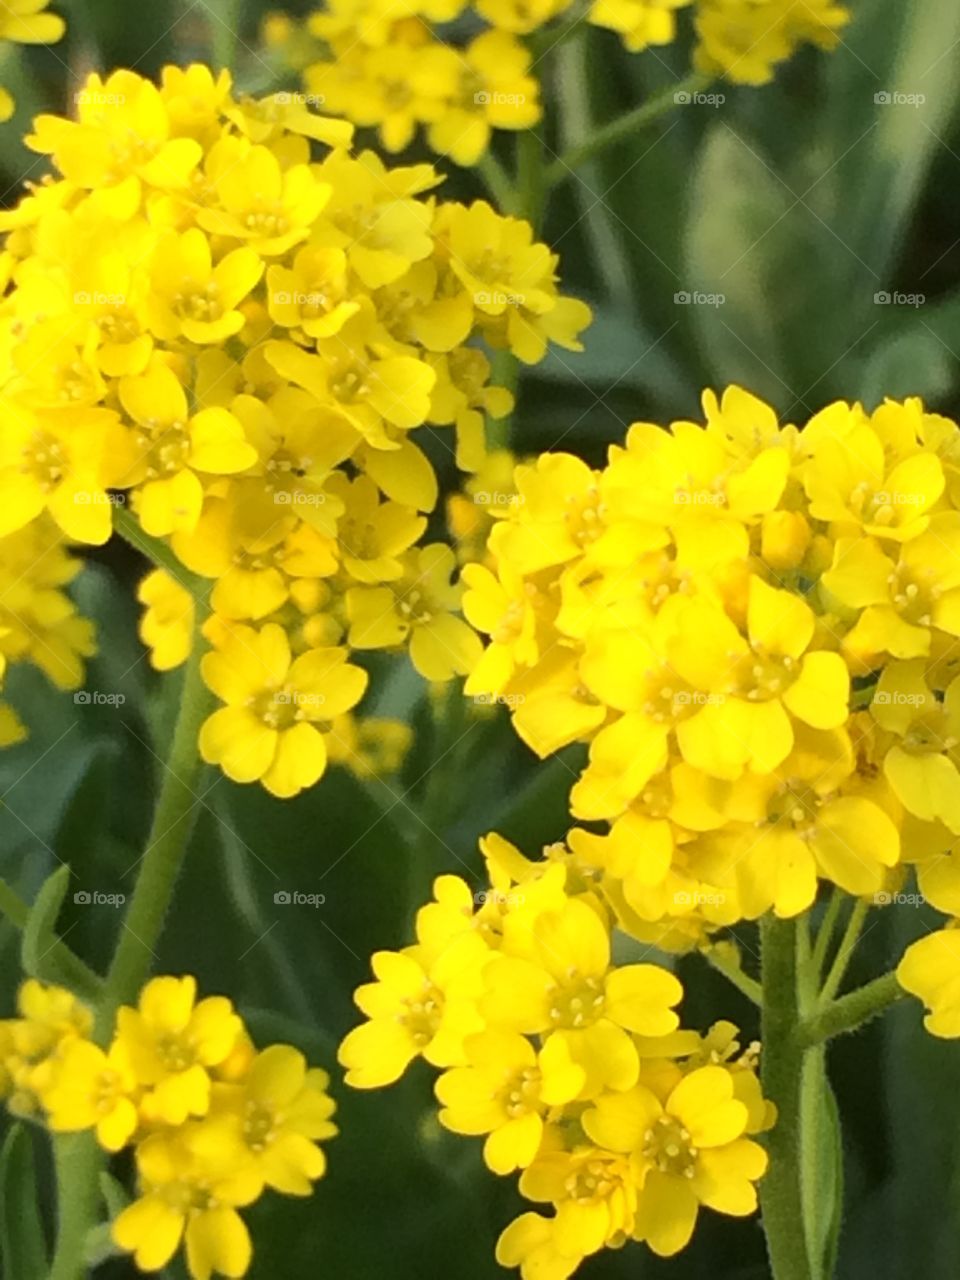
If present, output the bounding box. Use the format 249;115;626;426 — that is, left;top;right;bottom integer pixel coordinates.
95;640;213;1038
759;916;814;1280
798;970;904;1048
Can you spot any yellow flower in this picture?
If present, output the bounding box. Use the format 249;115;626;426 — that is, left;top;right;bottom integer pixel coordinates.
197;136;331;255
898;926;960;1038
137;569;195;671
146;229;264;344
112;1126;260;1280
41;1037;139;1152
436;1029;564;1174
584;1064;768;1255
426;32;541;166
338;933;489;1086
589;0;690;53
29;69;202;192
199;624;368;798
208;1044;337;1195
114;975;243;1126
117;362;257;536
481;897;683;1098
694;0;849;86
0;0;64;121
346;542;482;680
0;401;120;544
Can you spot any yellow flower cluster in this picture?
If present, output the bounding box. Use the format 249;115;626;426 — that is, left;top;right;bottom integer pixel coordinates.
1;975;336;1280
460;389;960;975
0;0;65;122
290;0;849;165
339;832;772;1276
0;64;589;793
0;515;95;743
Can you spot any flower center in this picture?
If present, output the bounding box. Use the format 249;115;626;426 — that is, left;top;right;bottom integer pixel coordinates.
643;1114;698;1178
548;970;605;1029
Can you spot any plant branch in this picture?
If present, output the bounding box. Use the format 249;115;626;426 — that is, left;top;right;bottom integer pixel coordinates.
704;944;762;1005
796;971;904;1048
544;72;710;184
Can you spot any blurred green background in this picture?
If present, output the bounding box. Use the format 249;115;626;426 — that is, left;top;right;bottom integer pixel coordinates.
2;0;960;1276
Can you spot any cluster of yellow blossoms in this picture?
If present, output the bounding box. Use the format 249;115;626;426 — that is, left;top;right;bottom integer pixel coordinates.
0;514;95;743
283;0;849;167
339;833;772;1277
0;0;65;121
457;387;960;1029
1;975;336;1280
0;64;589;794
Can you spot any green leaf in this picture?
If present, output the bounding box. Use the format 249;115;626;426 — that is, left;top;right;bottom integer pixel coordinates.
21;864;71;981
801;1046;845;1280
683;126;806;406
20;865;101;999
824;0;960;290
0;1125;48;1280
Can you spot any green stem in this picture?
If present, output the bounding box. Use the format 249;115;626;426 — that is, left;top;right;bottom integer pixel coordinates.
545;72;710;185
113;505;209;605
47;1135;103;1280
95;640;213;1039
209;0;244;70
819;897;868;1005
810;887;844;980
759;915;814;1280
797;970;904;1048
704;944;762;1006
477;152;517;214
517;129;546;233
48;531;213;1279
